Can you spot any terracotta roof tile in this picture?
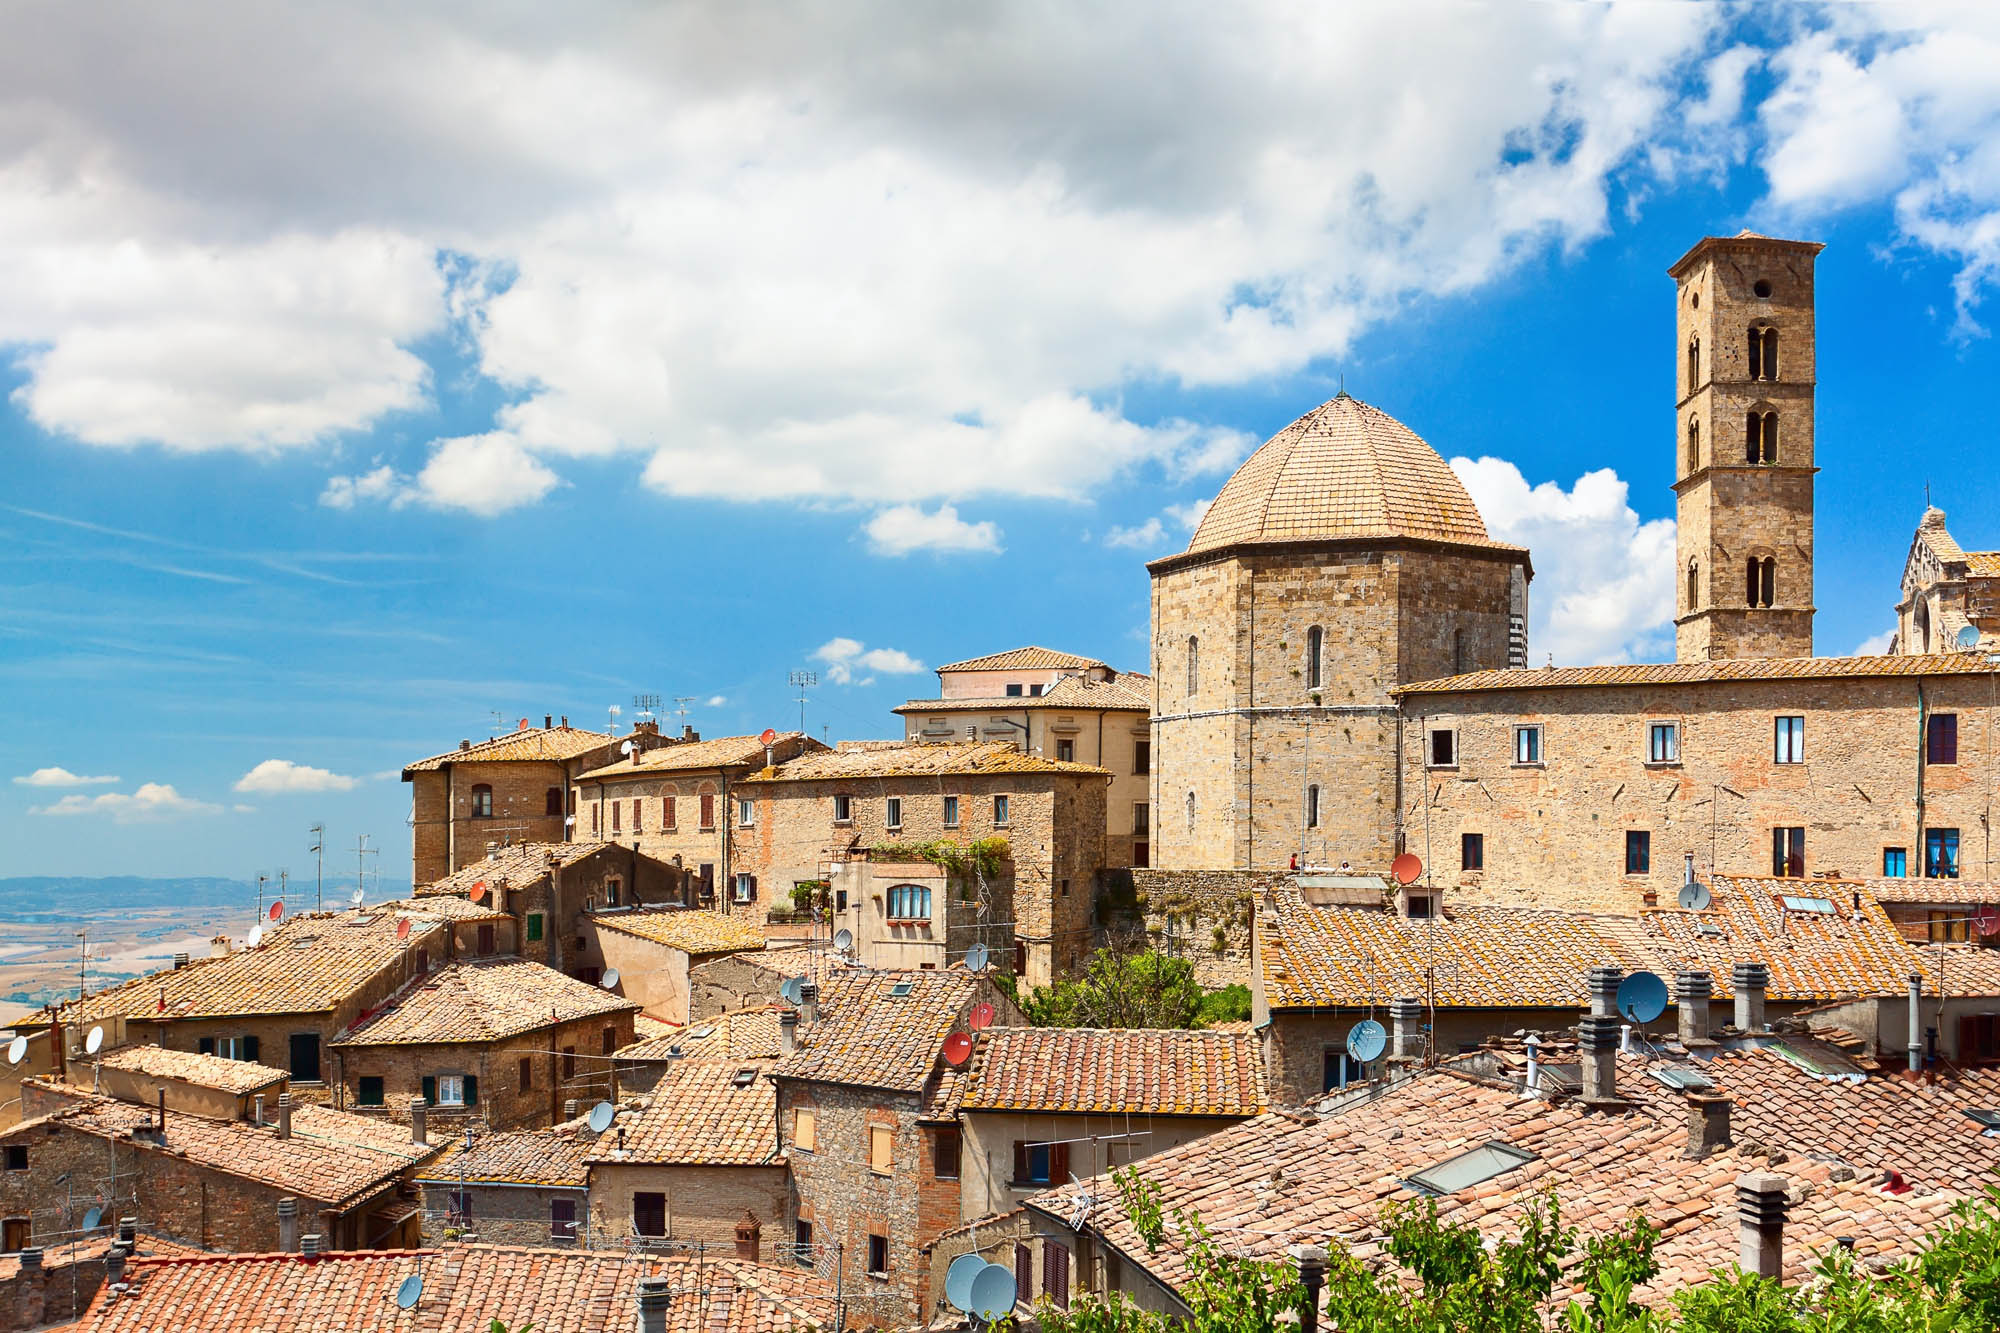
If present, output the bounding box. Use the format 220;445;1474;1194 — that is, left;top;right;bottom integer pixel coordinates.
333;959;636;1047
737;741;1107;784
934;647;1112;673
96;1043;289;1095
574;732;823;782
1395;651;2000;695
771;969;985;1093
1965;550;2000;577
587;1063;779;1166
617;1007;785;1063
591;907;767;956
388;895;511;923
1856;876;2000;905
896;674;1151;715
962;1028;1266;1116
422;1115;597;1187
1639;877;1919;1001
402;725;614;774
416;843;608;899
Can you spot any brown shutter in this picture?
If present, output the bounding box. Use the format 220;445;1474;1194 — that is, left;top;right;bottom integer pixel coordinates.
1050;1141;1070;1184
1012;1141;1027;1183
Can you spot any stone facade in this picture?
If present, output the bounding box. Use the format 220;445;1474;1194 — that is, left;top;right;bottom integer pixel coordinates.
1893;507;2000;655
1097;868;1287;989
956;1108;1246;1221
334;1014;634;1130
585;1162;788;1260
416;1177;587;1248
687;953;792;1020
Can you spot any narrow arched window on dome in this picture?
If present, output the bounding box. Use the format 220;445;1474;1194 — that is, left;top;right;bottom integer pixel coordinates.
1304;626;1323;690
1186;636;1199;697
1185;790;1196;831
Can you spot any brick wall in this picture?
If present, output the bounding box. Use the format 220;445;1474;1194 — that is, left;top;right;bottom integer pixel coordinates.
335;1012;634;1131
416;1180;587;1248
413;760;573;883
586;1163;788;1260
688;956;786;1020
1098;868;1288;988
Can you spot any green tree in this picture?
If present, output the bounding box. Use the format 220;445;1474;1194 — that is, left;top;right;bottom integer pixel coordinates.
1013;948;1205;1028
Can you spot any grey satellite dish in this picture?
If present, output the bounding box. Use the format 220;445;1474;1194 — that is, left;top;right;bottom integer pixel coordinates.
351;888;365;907
246;925;264;948
1345;1018;1387;1064
85;1025;104;1056
1617;971;1670;1025
968;1262;1015;1320
945;1254;987;1312
395;1274;424;1310
82;1207;102;1231
1678;880;1712;911
6;1036;26;1065
963;943;990;974
600;968;621;990
586;1101;616;1134
1956;624;1982;650
779;976;804;1005
832;928;854;953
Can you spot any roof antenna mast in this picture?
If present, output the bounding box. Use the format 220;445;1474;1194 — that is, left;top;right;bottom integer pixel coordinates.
788;670;817;736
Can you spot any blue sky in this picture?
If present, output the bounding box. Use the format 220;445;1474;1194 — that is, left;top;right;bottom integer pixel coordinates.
4;5;1999;881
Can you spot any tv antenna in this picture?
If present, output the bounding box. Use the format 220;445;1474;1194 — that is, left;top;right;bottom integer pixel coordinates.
355;834;378;904
488;710;507;735
673;696;694;728
607;703;622;735
632;693;661;725
310;824;326;912
787;670;816;734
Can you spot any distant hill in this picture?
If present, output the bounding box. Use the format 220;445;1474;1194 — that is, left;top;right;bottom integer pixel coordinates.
0;876;410;919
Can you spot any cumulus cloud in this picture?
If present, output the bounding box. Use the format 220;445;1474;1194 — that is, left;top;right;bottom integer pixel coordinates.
1165;498;1214;532
233;759;362;793
321;434;561;517
31;783;222;822
863;504;1003;557
1104;518;1168;550
705;695;728;707
13;766;120;787
1854;630;1896;656
815;636;927;685
1452;457;1677;665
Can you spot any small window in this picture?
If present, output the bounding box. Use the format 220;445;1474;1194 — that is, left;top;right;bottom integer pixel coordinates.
942;795;959;827
602;1026;617;1055
544;787;562;817
1460;832;1483;871
1305;626;1323;689
933;1127;961;1179
1006;683;1024;697
1015;1243;1034;1307
1514;726;1542;764
1686;559;1699;612
591;803;600;834
1687;337;1699;393
887;885;931;920
733;874;756;904
885;797;903;830
1305;784;1320;830
993;794;1010;825
358;1076;384;1106
1132;802;1149;836
611;801;621;833
1134;740;1150;775
832;794;853;823
632;798;642;833
1927;828;1961;879
1884;847;1908;878
699;792;716;830
563;1047;576;1081
1930;911;1972;944
794;1220;813;1266
1428;728;1456;768
1746;556;1775;608
1746;410;1778;464
867;1233;889;1277
436;1073;472;1107
1780;895;1834;914
1186;636;1199;695
1055;739;1075;762
1773;716;1805;764
605;878;622;907
1322;1047;1364;1092
633;1192;667;1238
1407;1141;1537;1196
4;1146;27;1172
470;784;493;818
550;1199;577;1241
794;1108;816;1152
1028;683;1044;697
526;913;544;942
519;1056;532;1093
1928;714;1959;765
477;922;496;955
1686;417;1700;473
1772;827;1806;878
1013;1139;1066;1185
663;795;677;829
1753;278;1773;298
889;980;914;997
1625;831;1651;875
1647;723;1680;764
737;797;755;827
869;1124;894;1174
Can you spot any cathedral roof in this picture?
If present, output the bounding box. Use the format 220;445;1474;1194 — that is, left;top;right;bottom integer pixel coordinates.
1183;393;1499;557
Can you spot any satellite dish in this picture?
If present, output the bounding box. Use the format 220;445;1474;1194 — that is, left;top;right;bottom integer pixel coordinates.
564;816;576;828
395;918;411;940
969;1262;1015;1320
351;888;365;908
969;1002;995;1032
620;739;637;756
246;926;264;949
942;1032;974;1067
395;1275;424;1311
945;1254;987;1313
601;968;621;990
586;1101;616;1134
759;728;778;746
82;1207;102;1231
1391;853;1423;887
1956;625;1982;650
1617;971;1670;1025
1345;1018;1387;1064
832;927;854;952
1678;881;1712;911
5;1036;25;1065
963;943;990;974
85;1025;104;1056
469;882;488;903
268;900;284;922
1979;905;2000;938
779;977;804;1005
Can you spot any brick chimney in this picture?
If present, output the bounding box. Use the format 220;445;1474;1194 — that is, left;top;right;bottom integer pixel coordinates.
1677;971;1713;1045
410;1097;428;1145
1578;1012;1622;1105
1389;997;1423;1063
16;1249;43;1329
1736;1173;1789;1281
1685;1094;1732;1158
564;1099;579;1122
1732;962;1769;1032
734;1210;761;1261
278;1197;300;1253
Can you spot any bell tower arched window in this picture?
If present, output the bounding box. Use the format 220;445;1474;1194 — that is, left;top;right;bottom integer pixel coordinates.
1748;326;1778;381
1686;417;1700;474
1743;410;1777;464
1746;556;1775;608
1687;337;1699;394
1186;636;1199;696
1304;626;1323;689
1687;559;1699;613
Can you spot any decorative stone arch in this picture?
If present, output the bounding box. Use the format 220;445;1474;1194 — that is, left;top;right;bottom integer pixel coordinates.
1304;625;1323;689
1744;400;1779;464
1747;321;1779;381
1743;547;1778;608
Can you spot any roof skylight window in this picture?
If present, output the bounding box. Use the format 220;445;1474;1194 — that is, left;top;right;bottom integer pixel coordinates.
1407;1141;1537;1196
1648;1066;1715;1091
889;981;914;998
1780;895;1836;914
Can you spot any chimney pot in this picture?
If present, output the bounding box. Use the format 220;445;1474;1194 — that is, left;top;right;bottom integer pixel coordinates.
637;1275;672;1333
277;1092;292;1141
1732;963;1769;1032
564;1099;579;1121
1676;971;1714;1045
410;1097;429;1145
1586;966;1624;1017
106;1246;127;1286
301;1233;324;1261
173;952;189;970
254;1093;265;1126
18;1247;41;1273
1388;997;1423;1062
798;979;819;1026
1287;1243;1327;1333
1736;1172;1789;1281
1578;1013;1623;1104
117;1217;136;1247
545;714;554;729
734;1210;762;1261
779;1009;800;1055
1907;973;1924;1076
1686;1094;1733;1158
277;1196;300;1253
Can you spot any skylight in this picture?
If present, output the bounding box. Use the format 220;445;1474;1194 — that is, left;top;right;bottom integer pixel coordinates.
889;981;914;998
1407;1141;1537;1196
1648;1066;1715;1092
1965;1109;2000;1132
688;1025;715;1040
1781;895;1836;914
732;1068;757;1088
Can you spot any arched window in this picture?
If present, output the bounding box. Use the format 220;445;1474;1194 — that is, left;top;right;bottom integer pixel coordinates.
1186;636;1199;696
1687;337;1699;393
1746;557;1775;608
1305;784;1320;829
1304;626;1323;689
1185;790;1196;831
1686;417;1700;473
1748;326;1778;381
1687;558;1699;612
470;784;493;818
544;787;562;817
1749;411;1776;463
1452;628;1468;674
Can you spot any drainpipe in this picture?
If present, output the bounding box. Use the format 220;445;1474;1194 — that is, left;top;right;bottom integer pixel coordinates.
719;771;732;915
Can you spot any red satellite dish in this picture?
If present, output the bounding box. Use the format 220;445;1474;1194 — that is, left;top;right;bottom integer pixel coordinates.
1980;906;2000;938
758;728;778;746
395;917;411;940
268;900;284;921
942;1032;974;1067
469;882;488;903
968;1002;995;1032
1391;853;1423;887
518;718;531;730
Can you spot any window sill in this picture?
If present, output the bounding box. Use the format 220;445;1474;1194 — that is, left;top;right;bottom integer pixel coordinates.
1509;762;1545;770
869;1168;892;1178
885;917;929;926
1642;760;1682;769
1425;764;1458;772
831;820;853;827
866;1271;890;1282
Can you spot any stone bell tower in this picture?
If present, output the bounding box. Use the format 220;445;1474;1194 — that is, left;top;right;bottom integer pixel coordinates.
1670;232;1821;662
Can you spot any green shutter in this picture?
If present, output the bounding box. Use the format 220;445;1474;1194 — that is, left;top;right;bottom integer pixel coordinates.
242;1035;260;1064
527;913;544;942
421;1075;436;1105
197;1037;215;1056
463;1075;478;1106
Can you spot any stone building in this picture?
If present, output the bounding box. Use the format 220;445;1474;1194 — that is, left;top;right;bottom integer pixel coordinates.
734;742;1109;987
573;905;767;1021
612;1004;784;1093
821;849;1016;977
1892;507;2000;655
416;840;683;975
1147;392;1531;873
688;951;796;1019
895;647;1154;866
414;1111;596;1247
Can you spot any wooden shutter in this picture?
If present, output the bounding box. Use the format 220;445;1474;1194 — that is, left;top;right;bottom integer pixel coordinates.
1044;1241;1070;1307
197;1037;215;1056
795;1108;816;1152
1050;1141;1070;1184
421;1075;437;1105
1015;1244;1033;1306
463;1075;478;1106
664;796;676;828
1012;1140;1028;1184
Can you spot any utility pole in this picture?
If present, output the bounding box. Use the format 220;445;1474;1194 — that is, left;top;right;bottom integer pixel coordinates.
310;824;326;911
76;927;87;999
788;670;817;735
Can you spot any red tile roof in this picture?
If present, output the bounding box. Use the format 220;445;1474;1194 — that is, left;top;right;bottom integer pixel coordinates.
1395;651;2000;695
332;959;637;1047
934;647;1110;673
962;1028;1266;1117
96;1043;289;1095
416;843;609;899
586;1063;779;1166
1637;877;1919;1001
402;725;614;774
574;732;823;782
771;969;987;1093
420;1114;597;1188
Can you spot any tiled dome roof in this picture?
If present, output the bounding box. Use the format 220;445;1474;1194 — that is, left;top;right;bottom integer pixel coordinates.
1186;393;1490;554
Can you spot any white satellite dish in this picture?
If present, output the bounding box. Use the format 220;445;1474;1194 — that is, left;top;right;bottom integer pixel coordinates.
963;943;990;974
246;925;264;948
832;928;854;953
968;1263;1016;1321
620;739;637;756
85;1025;104;1056
564;816;576;828
395;1275;424;1310
945;1255;987;1312
5;1036;25;1065
586;1101;616;1134
351;888;365;908
779;977;805;1005
1678;881;1712;911
1956;625;1983;651
600;968;621;990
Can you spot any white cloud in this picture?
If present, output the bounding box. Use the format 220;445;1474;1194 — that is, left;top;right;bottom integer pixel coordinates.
233;759;361;794
815;636;928;685
319;464;401;510
1452;457;1677;665
233;803;257;813
1854;630;1896;656
321;434;561;517
1165;498;1214;532
30;783;222;823
13;766;120;787
863;504;1003;557
1104;518;1167;549
705;695;728;707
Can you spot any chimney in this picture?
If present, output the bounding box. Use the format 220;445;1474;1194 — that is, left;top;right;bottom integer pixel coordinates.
1287;1244;1327;1333
561;715;568;727
1686;1094;1732;1158
1388;996;1423;1062
17;1248;43;1328
117;1217;136;1247
211;934;233;958
277;1092;293;1141
735;1210;762;1262
459;739;472;751
301;1233;324;1261
564;1099;579;1122
410;1097;428;1145
1732;962;1769;1032
545;714;554;729
1908;973;1924;1076
1578;1012;1622;1105
798;979;819;1026
1586;966;1623;1018
636;1275;672;1333
18;1247;41;1274
1736;1173;1789;1281
278;1197;300;1253
779;1009;799;1056
1522;1033;1542;1098
254;1094;265;1126
1677;971;1714;1045
173;952;190;970
105;1245;127;1287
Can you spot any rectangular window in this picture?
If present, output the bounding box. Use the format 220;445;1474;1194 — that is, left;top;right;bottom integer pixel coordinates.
933;1127;961;1179
1428;728;1456;767
869;1123;894;1174
794;1220;813;1267
526;913;544;942
519;1056;532;1093
632;798;642;833
1883;847;1908;878
592;804;600;834
1029;683;1045;697
1055;739;1075;762
477;922;496;955
1306;785;1321;830
1928;714;1959;765
794;1108;816;1152
885;797;903;830
611;801;620;833
1132;802;1149;836
1647;722;1680;764
1772;827;1806;878
733;797;753;827
733;874;756;904
1015;1244;1033;1307
887;885;931;920
993;794;1010;825
563;1047;576;1081
5;1146;27;1172
1134;740;1150;775
357;1076;384;1106
1011;1139;1067;1185
1927;828;1962;879
633;1192;667;1238
1322;1047;1363;1092
1460;832;1483;871
942;795;959;828
832;794;853;823
1929;910;1972;944
1006;683;1023;697
289;1032;321;1082
602;1026;617;1055
1773;716;1805;764
550;1199;577;1241
699;792;716;829
1133;841;1149;867
663;796;677;829
1625;831;1651;875
1043;1240;1070;1308
867;1233;889;1277
1514;726;1542;764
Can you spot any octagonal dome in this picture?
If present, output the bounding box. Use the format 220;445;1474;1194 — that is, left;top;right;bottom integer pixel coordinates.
1186;393;1491;555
